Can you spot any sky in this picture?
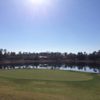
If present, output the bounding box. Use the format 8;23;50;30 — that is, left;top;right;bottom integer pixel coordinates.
0;0;100;53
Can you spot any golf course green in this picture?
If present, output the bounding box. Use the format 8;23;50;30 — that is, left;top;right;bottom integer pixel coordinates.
0;69;100;100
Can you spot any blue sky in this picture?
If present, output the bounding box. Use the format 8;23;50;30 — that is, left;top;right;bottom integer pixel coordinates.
0;0;100;53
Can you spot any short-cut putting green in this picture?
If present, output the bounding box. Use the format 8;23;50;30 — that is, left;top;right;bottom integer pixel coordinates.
0;69;100;100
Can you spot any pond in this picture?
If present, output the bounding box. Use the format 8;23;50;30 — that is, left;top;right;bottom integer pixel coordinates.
0;63;100;73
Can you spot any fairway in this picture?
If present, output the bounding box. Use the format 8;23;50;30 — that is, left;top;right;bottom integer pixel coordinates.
0;69;100;100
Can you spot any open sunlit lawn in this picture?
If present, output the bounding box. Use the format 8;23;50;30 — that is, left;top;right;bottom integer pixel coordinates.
0;69;100;100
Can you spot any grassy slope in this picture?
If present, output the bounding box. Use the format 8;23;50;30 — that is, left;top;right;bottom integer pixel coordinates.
0;69;100;100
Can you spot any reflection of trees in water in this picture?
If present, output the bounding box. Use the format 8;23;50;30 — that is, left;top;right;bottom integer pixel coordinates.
38;63;63;70
33;63;39;68
97;68;100;73
0;63;100;73
62;63;100;73
64;63;85;69
83;67;87;71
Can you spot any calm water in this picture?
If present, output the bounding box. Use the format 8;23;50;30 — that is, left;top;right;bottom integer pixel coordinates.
0;63;100;73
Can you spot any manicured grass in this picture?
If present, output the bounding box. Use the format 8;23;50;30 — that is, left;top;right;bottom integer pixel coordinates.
0;69;100;100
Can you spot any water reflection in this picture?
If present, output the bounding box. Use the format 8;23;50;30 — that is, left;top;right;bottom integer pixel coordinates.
0;63;100;73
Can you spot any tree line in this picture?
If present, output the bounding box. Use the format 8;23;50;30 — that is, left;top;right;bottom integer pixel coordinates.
0;49;100;64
